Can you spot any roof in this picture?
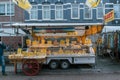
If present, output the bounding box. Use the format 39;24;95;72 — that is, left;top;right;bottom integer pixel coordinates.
102;26;120;33
0;28;26;36
5;23;103;27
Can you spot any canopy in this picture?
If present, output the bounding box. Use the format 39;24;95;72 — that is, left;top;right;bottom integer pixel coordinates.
0;28;26;36
5;23;103;27
102;26;120;33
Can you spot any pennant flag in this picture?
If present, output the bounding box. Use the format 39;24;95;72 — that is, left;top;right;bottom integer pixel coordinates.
12;0;32;13
104;10;114;23
86;0;101;8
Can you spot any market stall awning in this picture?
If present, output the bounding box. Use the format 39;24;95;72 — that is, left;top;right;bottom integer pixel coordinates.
102;26;120;33
5;23;103;27
0;28;26;36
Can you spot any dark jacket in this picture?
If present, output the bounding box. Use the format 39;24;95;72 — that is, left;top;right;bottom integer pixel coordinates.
0;43;6;56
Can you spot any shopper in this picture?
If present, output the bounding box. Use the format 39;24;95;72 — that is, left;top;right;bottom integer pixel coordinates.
0;40;7;76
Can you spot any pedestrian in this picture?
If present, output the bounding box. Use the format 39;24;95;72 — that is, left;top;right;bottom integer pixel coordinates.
0;40;7;76
18;43;22;48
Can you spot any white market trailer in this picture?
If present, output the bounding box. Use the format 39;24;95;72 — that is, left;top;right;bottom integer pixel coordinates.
10;23;103;70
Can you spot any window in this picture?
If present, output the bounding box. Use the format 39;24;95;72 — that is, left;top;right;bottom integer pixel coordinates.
105;3;113;15
97;3;103;19
71;4;79;19
113;4;120;19
42;5;50;20
55;5;63;20
30;5;38;20
0;3;14;16
84;5;92;19
0;4;5;15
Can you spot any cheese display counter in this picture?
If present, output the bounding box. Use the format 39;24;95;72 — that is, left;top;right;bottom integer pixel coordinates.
8;25;103;76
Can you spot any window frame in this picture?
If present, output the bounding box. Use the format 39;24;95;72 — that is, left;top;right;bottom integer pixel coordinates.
96;3;104;19
113;4;120;19
84;5;92;19
0;2;14;16
55;4;63;20
30;5;38;20
104;3;114;15
42;4;51;20
71;3;80;19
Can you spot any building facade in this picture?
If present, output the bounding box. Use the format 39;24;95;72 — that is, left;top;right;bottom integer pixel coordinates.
0;0;24;27
22;0;120;26
0;0;25;50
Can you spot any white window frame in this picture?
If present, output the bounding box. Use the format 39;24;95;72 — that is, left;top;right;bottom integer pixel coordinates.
71;4;80;19
84;5;92;19
113;4;120;19
105;3;114;14
55;4;63;20
96;3;104;19
0;2;14;16
42;5;51;20
30;5;38;20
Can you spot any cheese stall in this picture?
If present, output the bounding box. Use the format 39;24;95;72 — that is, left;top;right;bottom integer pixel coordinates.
8;23;103;76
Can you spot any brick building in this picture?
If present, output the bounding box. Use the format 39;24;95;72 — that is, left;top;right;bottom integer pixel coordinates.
0;0;25;50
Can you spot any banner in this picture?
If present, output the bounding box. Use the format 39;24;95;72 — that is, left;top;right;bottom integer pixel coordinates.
86;0;101;8
104;10;114;23
12;0;32;13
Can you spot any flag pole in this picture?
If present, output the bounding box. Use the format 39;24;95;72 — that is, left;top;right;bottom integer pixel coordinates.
10;0;12;27
10;0;16;34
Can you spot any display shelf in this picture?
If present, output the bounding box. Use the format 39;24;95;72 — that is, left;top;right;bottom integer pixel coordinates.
47;54;95;57
35;30;85;37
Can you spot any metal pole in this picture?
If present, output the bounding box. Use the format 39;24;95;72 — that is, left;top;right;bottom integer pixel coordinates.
10;0;12;27
9;0;12;54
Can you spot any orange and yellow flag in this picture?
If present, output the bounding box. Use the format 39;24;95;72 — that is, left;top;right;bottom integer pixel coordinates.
86;0;101;8
13;0;32;13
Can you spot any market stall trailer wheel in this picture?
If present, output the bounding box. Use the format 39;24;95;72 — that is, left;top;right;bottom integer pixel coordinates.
22;59;40;76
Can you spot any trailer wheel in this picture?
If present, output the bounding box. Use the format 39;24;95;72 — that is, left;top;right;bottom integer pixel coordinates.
49;60;58;69
22;59;39;76
60;61;70;69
